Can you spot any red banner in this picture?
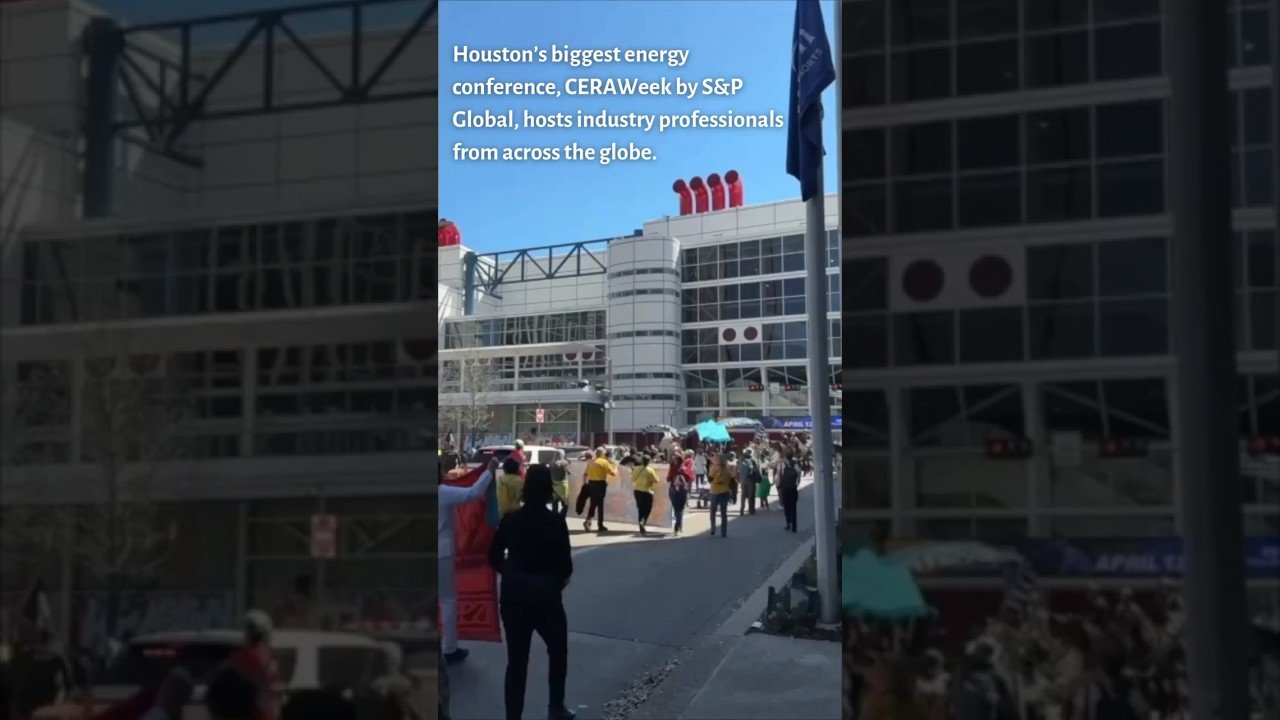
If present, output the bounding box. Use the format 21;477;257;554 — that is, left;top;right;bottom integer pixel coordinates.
445;466;501;642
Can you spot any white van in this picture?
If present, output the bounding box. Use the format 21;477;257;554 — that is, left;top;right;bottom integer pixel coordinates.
37;629;426;719
468;444;566;468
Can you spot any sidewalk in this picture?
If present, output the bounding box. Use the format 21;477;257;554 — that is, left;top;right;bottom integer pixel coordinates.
448;476;835;720
631;537;842;720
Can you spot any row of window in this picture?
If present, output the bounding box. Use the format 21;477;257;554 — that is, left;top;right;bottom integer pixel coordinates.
847;300;1184;367
21;213;434;280
844;0;1162;50
19;260;435;325
842;375;1276;450
443;311;607;349
848;100;1168;179
609;288;680;300
609;268;680;278
609;329;679;339
680;275;840;323
613;394;682;402
844;17;1161;106
679;231;839;283
847;233;1277;311
615;372;680;381
681;321;843;364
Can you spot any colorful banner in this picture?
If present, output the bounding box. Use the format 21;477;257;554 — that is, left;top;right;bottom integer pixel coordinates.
445;466;502;642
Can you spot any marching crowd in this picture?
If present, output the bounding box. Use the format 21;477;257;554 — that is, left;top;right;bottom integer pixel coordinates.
845;584;1280;720
437;432;822;720
574;433;819;537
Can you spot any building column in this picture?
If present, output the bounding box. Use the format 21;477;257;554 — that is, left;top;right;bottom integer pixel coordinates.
234;501;248;616
240;346;256;458
1023;380;1049;537
888;385;913;537
1167;373;1183;535
70;355;85;463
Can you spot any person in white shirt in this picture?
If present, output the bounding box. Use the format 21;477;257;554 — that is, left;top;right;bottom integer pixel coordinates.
140;667;193;720
439;458;496;665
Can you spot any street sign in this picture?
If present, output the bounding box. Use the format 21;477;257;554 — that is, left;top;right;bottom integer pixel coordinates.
535;408;545;424
311;514;337;559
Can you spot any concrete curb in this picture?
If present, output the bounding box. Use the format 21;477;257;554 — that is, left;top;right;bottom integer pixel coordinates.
713;536;816;637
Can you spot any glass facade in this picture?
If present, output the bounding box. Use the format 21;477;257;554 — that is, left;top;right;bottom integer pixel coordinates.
6;338;434;465
444;311;607;349
844;0;1163;110
841;0;1278;548
19;212;435;325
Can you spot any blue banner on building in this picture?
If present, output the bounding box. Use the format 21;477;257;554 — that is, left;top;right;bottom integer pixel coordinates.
761;415;842;430
900;537;1280;579
1013;537;1280;579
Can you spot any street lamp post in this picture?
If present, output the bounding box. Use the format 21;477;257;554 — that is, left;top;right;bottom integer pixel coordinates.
574;350;613;448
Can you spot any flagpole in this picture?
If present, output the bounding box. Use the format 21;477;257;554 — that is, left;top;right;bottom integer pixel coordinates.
803;157;838;626
1168;0;1250;717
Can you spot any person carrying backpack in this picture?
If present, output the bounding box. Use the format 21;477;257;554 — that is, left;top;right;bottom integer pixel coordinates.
776;451;801;532
667;451;693;536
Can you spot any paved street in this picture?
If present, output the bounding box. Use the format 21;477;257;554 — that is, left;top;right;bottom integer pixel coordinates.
447;478;835;720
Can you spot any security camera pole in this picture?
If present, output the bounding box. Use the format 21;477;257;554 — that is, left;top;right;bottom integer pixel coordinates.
787;0;838;624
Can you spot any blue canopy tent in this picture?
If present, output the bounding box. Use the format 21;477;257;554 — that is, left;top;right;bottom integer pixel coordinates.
694;419;732;443
841;548;929;620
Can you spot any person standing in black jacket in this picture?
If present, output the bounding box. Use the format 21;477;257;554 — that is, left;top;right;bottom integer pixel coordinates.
487;466;576;720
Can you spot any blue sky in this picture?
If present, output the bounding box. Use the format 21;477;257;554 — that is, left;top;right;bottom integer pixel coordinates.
440;0;838;252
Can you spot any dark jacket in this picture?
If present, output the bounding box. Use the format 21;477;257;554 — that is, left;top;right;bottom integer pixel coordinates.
487;504;573;604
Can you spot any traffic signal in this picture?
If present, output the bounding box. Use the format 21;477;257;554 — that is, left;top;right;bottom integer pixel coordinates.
748;384;764;392
1246;435;1280;456
986;437;1033;458
1098;437;1149;458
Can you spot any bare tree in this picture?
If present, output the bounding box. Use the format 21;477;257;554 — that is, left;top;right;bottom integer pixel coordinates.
438;350;498;453
2;350;190;641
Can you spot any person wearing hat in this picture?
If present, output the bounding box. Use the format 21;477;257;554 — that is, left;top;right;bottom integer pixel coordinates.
227;610;282;720
582;448;616;533
140;668;194;720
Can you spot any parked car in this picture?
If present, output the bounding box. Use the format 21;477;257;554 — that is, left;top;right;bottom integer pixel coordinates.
468;445;565;468
36;629;425;720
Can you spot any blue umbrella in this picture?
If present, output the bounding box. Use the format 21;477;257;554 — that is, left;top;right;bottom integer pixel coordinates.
694;419;732;443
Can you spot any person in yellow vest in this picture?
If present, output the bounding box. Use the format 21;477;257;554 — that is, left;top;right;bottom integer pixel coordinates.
631;455;661;535
583;448;617;533
708;452;734;538
497;457;524;517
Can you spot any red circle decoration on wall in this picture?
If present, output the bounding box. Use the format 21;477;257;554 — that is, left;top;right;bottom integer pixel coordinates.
969;255;1013;298
743;326;759;342
902;259;945;302
722;328;737;342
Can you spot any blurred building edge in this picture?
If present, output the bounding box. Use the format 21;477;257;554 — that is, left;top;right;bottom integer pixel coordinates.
0;0;439;653
837;0;1276;614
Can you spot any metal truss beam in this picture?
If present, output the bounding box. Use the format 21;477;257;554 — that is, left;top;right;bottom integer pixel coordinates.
83;0;436;214
461;234;637;313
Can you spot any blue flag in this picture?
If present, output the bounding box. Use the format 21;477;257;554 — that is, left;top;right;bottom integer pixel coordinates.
786;0;836;201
